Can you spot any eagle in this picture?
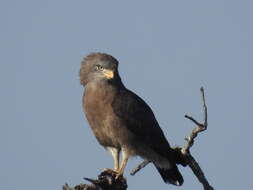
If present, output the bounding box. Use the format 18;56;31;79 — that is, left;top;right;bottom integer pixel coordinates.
79;53;184;186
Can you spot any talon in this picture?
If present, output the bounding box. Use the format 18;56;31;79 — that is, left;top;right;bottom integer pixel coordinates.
115;172;123;180
102;168;119;177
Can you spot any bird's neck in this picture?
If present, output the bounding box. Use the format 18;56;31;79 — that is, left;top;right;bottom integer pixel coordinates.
83;80;122;113
85;79;125;98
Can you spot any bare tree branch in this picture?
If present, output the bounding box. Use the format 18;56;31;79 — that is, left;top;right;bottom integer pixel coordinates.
186;155;213;190
130;87;214;190
63;183;98;190
181;87;207;155
130;160;150;176
63;171;127;190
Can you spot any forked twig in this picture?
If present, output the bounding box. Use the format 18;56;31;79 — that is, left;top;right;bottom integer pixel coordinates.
181;87;208;155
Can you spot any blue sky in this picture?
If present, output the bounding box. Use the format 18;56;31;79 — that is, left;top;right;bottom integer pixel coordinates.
1;0;252;189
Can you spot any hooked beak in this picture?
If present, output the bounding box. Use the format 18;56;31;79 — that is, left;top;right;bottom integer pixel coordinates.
103;69;114;79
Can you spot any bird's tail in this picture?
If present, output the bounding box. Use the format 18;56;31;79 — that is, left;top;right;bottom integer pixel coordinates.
154;163;184;186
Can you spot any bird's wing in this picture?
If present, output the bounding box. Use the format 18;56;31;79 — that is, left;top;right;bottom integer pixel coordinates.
112;89;172;156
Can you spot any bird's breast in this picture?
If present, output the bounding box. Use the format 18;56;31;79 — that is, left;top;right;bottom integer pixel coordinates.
83;83;121;147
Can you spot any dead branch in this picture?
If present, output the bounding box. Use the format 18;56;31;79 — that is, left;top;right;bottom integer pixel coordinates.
63;183;97;190
181;87;208;155
130;160;150;176
185;154;213;190
63;170;127;190
130;87;214;190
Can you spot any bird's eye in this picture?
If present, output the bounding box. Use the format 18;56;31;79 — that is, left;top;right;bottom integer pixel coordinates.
96;65;104;71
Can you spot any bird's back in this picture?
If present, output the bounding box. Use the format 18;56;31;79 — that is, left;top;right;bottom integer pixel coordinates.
112;88;173;156
112;88;184;185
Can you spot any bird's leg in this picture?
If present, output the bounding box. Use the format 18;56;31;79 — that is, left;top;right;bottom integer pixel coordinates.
112;149;120;171
116;149;129;178
107;147;120;171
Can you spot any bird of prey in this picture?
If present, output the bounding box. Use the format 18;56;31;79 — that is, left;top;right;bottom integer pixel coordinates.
79;53;184;186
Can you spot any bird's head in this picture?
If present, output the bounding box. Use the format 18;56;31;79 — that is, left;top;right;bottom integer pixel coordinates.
79;53;120;86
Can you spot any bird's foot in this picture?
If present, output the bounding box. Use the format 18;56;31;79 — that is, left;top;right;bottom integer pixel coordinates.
102;168;124;180
96;169;127;189
115;172;123;180
102;168;118;176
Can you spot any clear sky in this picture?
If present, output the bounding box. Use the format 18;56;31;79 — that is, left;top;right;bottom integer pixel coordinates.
1;0;252;189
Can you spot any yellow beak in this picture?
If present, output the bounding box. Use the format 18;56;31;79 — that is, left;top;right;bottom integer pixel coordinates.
103;69;114;79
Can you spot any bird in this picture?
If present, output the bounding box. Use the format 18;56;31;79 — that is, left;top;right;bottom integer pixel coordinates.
79;53;184;186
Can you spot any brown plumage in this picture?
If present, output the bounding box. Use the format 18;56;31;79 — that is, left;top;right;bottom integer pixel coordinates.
80;53;184;186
